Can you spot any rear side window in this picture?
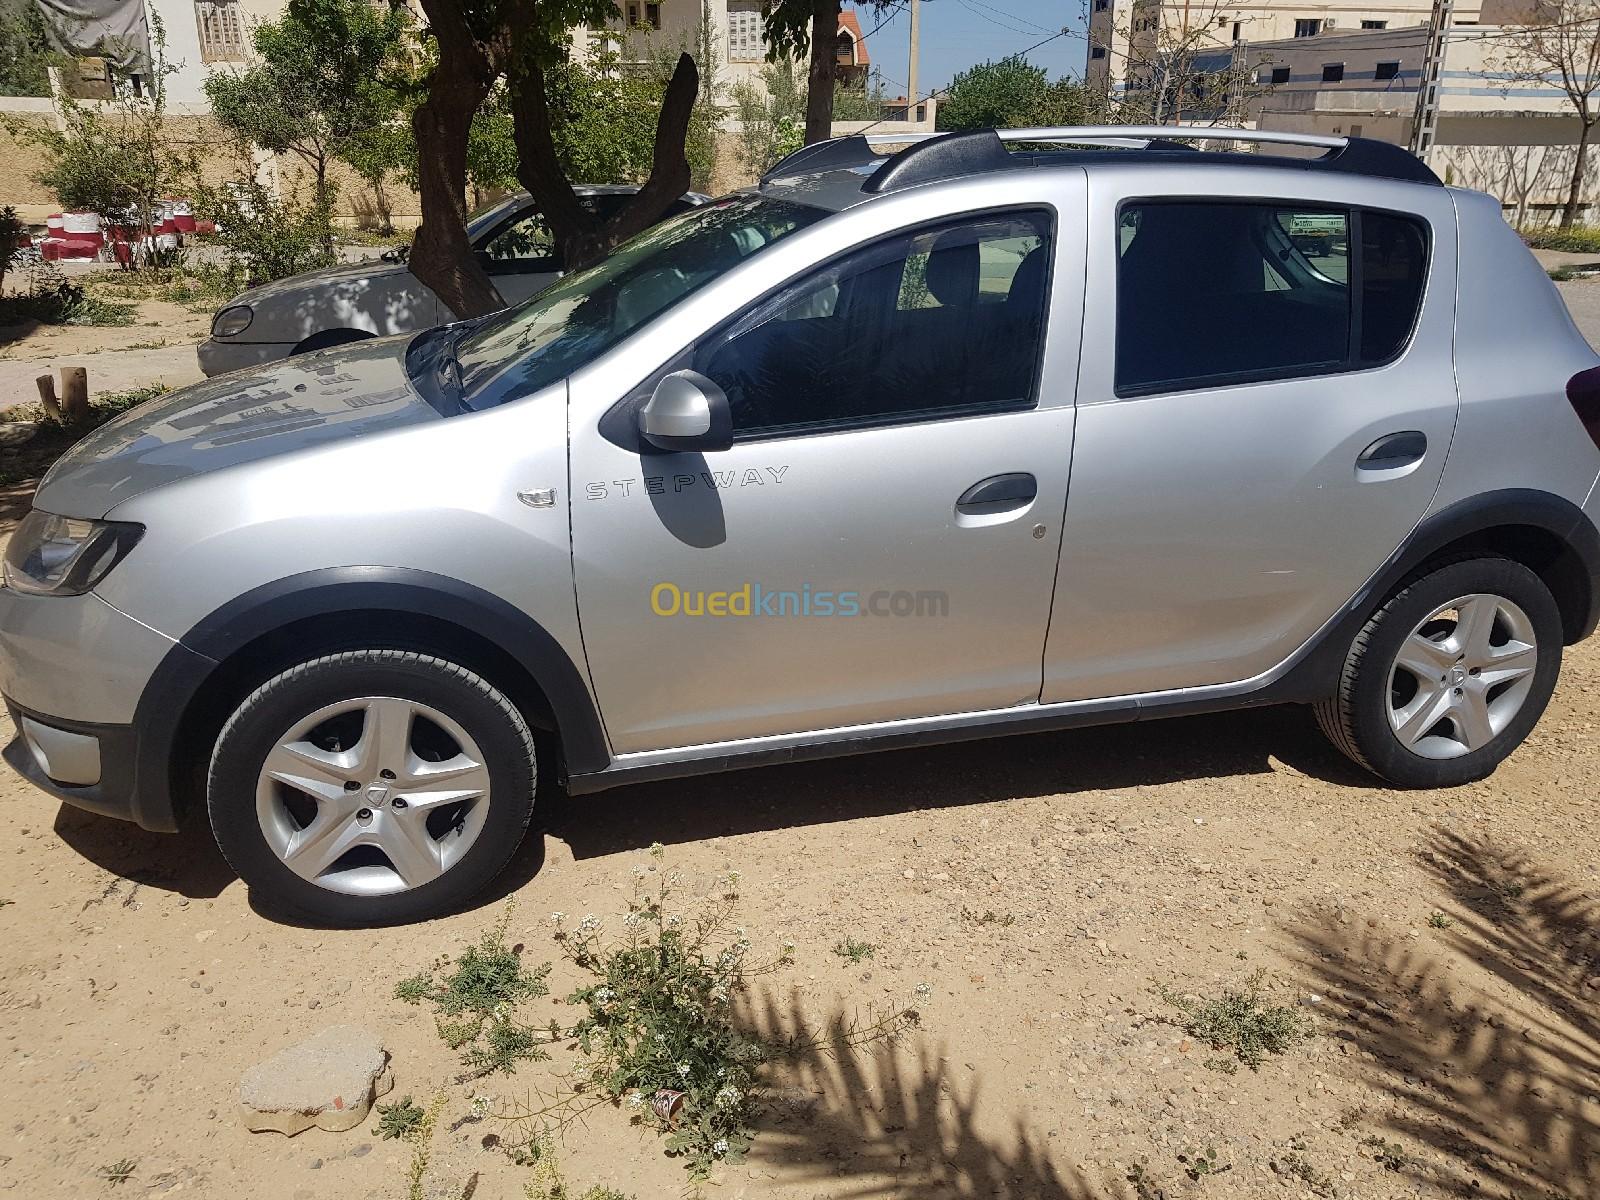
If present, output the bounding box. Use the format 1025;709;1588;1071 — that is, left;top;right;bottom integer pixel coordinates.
1115;200;1428;396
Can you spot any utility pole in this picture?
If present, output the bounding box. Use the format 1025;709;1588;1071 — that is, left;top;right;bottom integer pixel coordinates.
1409;0;1455;160
907;0;921;120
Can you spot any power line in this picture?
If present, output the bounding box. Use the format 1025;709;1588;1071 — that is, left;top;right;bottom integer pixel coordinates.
959;0;1057;36
955;0;1049;37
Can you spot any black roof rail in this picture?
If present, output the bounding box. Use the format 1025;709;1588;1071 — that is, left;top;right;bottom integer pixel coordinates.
863;129;1017;194
760;135;882;186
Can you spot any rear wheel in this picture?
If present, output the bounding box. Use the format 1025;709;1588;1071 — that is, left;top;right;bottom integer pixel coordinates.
1315;557;1562;787
208;649;537;924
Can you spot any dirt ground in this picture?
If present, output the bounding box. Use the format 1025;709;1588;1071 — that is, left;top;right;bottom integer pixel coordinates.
1;289;1599;1200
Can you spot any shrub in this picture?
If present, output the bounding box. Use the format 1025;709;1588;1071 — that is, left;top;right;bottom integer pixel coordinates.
0;262;135;328
191;174;337;288
1521;224;1600;253
395;901;554;1079
1154;969;1310;1072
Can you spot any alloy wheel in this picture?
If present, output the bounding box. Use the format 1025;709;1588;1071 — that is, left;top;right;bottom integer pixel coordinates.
1386;592;1540;760
255;695;492;896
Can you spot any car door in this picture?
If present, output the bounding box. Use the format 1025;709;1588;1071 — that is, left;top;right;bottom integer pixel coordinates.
568;200;1083;755
1043;170;1459;703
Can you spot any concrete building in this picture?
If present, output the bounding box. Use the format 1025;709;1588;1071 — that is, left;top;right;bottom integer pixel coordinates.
1235;23;1597;222
1086;0;1485;97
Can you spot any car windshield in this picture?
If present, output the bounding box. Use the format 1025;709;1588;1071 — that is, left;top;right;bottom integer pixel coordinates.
454;194;826;410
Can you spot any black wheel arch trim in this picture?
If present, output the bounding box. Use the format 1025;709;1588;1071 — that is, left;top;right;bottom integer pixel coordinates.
130;567;608;830
1269;487;1600;703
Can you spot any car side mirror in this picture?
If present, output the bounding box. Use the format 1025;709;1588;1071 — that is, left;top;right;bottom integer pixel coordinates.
638;370;733;453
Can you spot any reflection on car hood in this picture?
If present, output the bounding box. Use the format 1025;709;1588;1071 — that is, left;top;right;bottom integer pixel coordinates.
231;257;410;306
35;335;440;518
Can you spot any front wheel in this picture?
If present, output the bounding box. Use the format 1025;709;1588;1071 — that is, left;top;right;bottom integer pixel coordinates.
208;649;537;924
1315;557;1562;788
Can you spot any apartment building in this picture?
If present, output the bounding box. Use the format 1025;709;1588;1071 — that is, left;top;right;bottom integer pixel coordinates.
1085;0;1483;95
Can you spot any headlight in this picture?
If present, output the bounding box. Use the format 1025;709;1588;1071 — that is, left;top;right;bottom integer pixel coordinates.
2;511;143;596
212;305;254;337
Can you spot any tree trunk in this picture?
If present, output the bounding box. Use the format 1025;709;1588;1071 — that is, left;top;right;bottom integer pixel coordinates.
1562;119;1594;229
407;28;503;318
803;0;839;146
509;52;699;274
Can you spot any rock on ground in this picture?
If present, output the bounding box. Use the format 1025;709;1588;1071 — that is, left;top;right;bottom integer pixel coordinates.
237;1025;392;1136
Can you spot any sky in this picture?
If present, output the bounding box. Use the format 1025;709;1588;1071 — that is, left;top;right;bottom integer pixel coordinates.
845;1;1088;100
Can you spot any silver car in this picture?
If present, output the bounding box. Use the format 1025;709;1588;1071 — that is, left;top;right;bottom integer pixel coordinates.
196;186;708;377
6;126;1599;924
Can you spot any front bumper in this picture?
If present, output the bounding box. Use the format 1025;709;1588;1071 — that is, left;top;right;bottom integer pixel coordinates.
0;587;214;831
4;701;142;824
197;337;292;377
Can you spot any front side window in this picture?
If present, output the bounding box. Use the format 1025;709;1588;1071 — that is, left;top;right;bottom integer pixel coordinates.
455;195;825;409
697;211;1052;438
1115;201;1428;395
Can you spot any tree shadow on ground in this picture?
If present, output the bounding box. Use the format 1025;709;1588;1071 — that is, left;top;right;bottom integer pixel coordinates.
1285;828;1600;1199
551;703;1376;863
735;986;1101;1199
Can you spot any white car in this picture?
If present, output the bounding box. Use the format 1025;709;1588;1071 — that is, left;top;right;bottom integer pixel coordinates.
197;186;707;377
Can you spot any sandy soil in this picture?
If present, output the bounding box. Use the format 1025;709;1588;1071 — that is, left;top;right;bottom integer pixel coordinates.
0;294;209;403
1;289;1598;1200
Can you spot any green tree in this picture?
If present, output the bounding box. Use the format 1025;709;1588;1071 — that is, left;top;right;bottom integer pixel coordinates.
761;1;899;145
14;13;195;267
937;56;1088;132
204;0;413;249
0;1;54;97
406;0;705;318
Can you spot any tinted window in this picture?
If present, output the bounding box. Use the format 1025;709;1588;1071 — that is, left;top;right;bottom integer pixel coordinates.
1115;201;1427;395
1361;211;1429;362
699;211;1052;437
455;195;823;410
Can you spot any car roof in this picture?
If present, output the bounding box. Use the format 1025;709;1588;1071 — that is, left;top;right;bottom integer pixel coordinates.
754;127;1441;213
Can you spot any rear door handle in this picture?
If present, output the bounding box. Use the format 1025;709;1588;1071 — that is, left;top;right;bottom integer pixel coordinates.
1356;431;1427;476
956;472;1037;511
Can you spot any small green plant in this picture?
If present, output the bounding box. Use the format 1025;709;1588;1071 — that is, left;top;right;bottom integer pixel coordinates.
833;936;877;962
0;263;136;328
494;847;926;1184
1178;1146;1232;1181
403;1093;446;1200
373;1094;426;1140
1154;969;1310;1072
1361;1135;1409;1172
1427;910;1453;929
396;900;553;1078
520;1130;635;1200
1275;1148;1336;1196
960;906;1016;927
98;1159;137;1187
1124;1159;1162;1200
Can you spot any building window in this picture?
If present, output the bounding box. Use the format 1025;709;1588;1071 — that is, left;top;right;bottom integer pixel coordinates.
1091;45;1107;59
1361;19;1388;28
1095;0;1109;9
625;2;661;29
1322;62;1344;82
1294;18;1321;36
1270;65;1291;84
1375;60;1400;80
194;0;246;62
728;0;763;60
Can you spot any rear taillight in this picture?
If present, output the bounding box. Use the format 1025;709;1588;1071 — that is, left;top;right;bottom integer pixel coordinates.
1567;366;1600;450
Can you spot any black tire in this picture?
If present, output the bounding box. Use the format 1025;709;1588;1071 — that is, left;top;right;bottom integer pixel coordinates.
1314;556;1562;787
208;649;537;925
291;328;374;356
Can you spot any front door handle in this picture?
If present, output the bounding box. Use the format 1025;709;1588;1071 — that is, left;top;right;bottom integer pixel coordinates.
1356;431;1427;475
956;472;1037;511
